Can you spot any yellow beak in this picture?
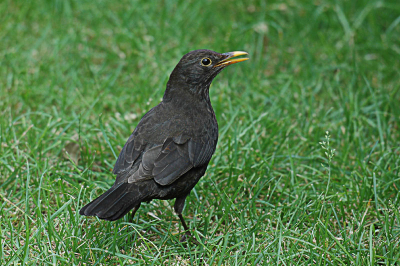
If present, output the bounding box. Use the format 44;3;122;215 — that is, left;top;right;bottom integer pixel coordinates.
214;51;249;67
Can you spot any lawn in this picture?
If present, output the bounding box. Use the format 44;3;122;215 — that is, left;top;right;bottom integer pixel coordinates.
1;0;400;265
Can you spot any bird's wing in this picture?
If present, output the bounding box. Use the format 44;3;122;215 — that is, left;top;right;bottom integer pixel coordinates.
126;134;215;186
112;134;145;175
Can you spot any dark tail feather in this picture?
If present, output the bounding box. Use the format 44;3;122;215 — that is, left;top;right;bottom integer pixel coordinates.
105;201;141;221
79;183;125;215
79;183;142;221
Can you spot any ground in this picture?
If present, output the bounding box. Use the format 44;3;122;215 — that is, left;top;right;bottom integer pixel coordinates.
1;0;399;265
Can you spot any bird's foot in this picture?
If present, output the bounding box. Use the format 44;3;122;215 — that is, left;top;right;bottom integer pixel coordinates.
180;231;200;245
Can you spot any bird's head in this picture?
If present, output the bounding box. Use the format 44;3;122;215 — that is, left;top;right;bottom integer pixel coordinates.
164;49;248;101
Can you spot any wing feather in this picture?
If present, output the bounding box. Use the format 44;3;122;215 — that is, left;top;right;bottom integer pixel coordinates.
116;132;215;186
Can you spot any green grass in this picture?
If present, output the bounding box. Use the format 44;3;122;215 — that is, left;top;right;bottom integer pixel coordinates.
1;0;400;264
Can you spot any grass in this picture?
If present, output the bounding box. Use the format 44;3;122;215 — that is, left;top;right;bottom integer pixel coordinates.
1;0;400;264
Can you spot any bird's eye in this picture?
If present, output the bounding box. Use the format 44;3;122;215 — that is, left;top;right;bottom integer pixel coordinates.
201;58;212;66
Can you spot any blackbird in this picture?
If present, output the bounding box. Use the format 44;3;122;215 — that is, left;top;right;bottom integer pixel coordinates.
80;49;248;240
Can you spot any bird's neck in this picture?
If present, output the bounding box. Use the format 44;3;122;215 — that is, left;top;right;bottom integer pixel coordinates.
163;81;212;106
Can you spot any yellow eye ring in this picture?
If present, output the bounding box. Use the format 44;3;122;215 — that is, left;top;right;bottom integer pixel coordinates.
200;58;212;66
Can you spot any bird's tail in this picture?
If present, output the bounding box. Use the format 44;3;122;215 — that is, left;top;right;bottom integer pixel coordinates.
79;183;142;221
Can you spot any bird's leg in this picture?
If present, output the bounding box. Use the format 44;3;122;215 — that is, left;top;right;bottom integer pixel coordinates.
174;196;195;242
128;202;141;224
178;213;190;232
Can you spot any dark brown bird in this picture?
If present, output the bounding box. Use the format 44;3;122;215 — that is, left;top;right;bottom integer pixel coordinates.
80;49;248;240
